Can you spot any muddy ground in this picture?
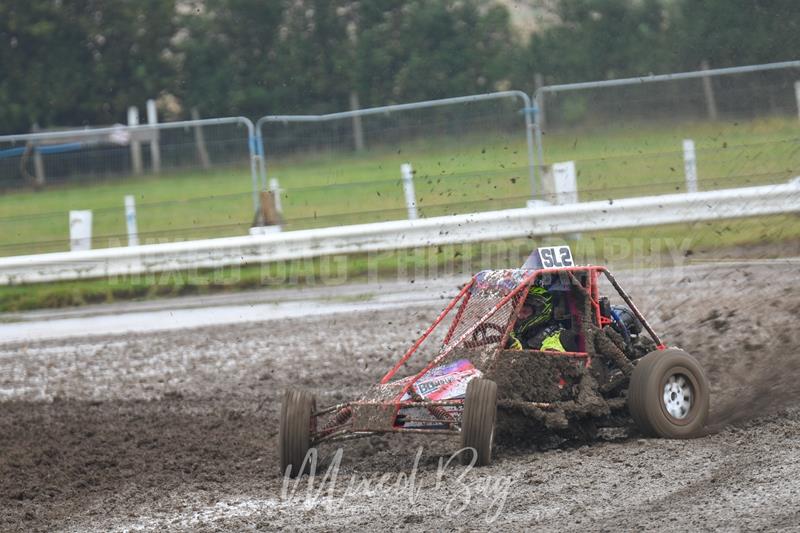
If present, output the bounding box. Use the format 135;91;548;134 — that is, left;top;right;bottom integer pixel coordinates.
1;260;800;531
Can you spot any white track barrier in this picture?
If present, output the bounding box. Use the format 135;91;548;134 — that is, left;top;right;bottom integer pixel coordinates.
2;181;799;284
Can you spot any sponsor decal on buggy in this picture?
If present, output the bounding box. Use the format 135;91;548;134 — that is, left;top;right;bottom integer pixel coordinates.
399;359;482;427
412;359;482;400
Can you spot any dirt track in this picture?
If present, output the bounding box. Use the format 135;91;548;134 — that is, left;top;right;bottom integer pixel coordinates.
2;260;800;531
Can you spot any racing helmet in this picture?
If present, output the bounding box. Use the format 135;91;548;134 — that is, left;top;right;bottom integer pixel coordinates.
611;304;642;335
517;286;553;334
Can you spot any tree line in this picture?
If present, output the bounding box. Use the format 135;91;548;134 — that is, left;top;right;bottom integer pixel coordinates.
1;0;798;134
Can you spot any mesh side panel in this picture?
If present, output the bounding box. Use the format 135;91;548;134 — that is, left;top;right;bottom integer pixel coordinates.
361;377;412;402
438;291;524;373
438;269;529;371
381;290;524;425
363;269;531;402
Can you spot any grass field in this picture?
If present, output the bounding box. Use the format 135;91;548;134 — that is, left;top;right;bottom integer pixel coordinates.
0;115;798;311
1;116;798;257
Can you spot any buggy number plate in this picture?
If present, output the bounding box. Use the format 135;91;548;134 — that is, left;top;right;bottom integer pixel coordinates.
537;246;574;268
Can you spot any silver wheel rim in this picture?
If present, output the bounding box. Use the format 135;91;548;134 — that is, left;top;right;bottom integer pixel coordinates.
663;374;693;419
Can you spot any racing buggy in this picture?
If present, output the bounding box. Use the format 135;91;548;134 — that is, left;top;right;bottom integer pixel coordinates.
280;246;710;476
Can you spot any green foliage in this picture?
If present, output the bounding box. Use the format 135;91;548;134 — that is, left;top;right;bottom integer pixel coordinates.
521;0;677;85
0;0;518;131
0;1;798;133
353;1;516;106
514;0;800;89
0;1;177;133
675;0;800;69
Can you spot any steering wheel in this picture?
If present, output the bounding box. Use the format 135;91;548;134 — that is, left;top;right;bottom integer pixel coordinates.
470;322;506;346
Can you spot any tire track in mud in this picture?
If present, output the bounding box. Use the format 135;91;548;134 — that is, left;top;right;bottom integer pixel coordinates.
583;419;800;531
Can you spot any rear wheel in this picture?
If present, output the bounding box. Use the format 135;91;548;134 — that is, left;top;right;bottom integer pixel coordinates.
279;389;315;477
460;378;497;466
628;349;709;438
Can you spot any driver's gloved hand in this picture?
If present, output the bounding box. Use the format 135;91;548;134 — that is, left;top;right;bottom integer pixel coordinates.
507;331;523;350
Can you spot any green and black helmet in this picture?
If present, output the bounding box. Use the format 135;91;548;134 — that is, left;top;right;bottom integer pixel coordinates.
517;285;553;334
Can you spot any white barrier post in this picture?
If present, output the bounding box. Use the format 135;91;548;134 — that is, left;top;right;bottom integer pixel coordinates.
69;210;93;252
551;161;578;205
683;139;698;193
269;178;283;215
127;106;143;175
146;99;161;174
401;163;418;220
125;195;139;246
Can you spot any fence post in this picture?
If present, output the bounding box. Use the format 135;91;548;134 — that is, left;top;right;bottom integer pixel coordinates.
683;139;698;193
127;106;143;175
269;178;283;215
532;78;546;200
125;195;139;246
249;189;283;234
349;91;365;152
401;163;418;220
191;108;211;169
534;73;546;130
795;81;800;120
259;190;283;227
30;123;46;187
700;60;719;121
146;99;161;174
532;91;546;195
32;149;46;187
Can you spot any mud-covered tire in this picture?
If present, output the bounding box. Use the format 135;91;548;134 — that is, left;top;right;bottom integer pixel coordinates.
460;378;497;466
628;349;709;438
279;389;315;477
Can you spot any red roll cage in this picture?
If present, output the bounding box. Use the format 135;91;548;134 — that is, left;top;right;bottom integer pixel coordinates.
311;266;663;444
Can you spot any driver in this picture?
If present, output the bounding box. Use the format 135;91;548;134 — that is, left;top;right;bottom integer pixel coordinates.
507;285;575;352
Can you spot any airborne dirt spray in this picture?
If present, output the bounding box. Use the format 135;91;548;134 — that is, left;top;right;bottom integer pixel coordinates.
658;264;800;433
488;262;800;442
706;348;800;432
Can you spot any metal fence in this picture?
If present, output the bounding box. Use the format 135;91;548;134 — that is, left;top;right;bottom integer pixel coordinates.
0;117;257;194
0;117;259;256
532;60;800;202
1;61;799;258
255;91;537;230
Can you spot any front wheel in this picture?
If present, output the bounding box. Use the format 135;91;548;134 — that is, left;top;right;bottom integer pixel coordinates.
628;349;710;438
279;389;315;477
460;378;497;466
